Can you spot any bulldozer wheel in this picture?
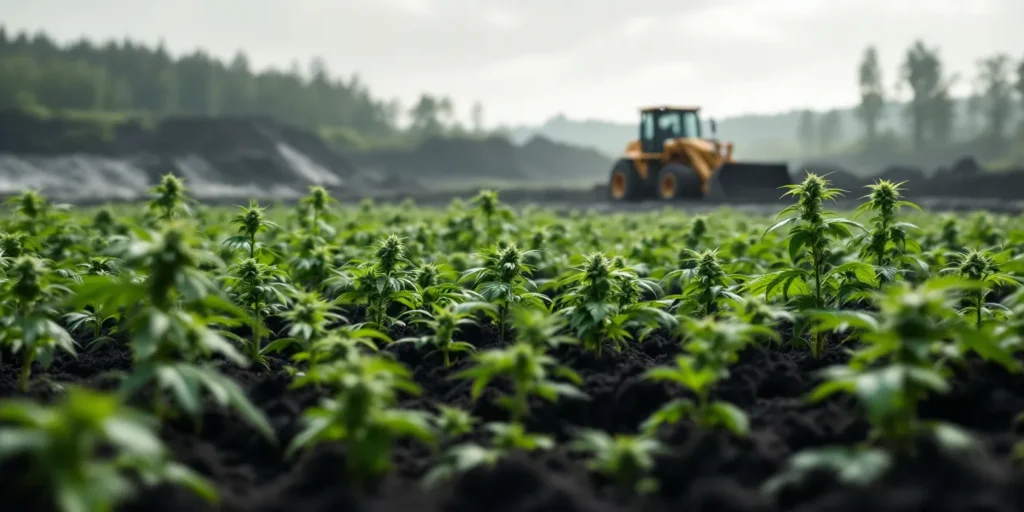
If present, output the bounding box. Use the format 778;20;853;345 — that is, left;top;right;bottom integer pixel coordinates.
656;163;702;200
608;160;642;201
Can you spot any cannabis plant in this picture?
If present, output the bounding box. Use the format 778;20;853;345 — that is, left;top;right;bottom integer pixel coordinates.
287;352;435;483
422;421;554;488
147;174;192;221
568;429;666;494
454;342;587;423
662;248;741;316
222;200;278;259
941;248;1020;328
853;180;926;283
73;223;273;439
222;258;296;364
747;174;871;357
642;317;772;436
298;185;337;240
334;234;416;329
558;253;673;356
0;387;216;512
396;302;494;367
461;243;548;340
263;290;348;355
0;256;76;391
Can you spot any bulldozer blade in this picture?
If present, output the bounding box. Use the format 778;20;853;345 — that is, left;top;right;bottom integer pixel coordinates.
707;162;792;201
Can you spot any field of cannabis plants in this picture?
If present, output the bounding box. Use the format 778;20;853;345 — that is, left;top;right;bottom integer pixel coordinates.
3;173;1024;512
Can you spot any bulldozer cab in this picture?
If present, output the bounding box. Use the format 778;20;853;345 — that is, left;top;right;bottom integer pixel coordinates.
640;107;702;153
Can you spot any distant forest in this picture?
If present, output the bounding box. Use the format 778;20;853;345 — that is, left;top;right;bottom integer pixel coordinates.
0;26;484;150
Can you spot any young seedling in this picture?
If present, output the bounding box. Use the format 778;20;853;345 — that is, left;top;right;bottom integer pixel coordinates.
287;352;435;484
403;262;466;312
299;185;337;240
558;253;674;356
941;248;1020;328
287;324;390;388
0;256;77;391
335;234;417;329
662;248;741;317
147;174;193;221
222;199;279;259
432;404;477;441
746;173;870;358
772;281;990;494
509;305;577;350
0;387;217;512
70;223;274;440
421;421;554;489
288;234;335;291
453;342;587;424
811;278;1018;373
853;180;926;283
396;302;494;367
471;189;514;246
263;290;349;355
460;243;548;341
222;258;296;365
642;317;772;436
568;429;667;494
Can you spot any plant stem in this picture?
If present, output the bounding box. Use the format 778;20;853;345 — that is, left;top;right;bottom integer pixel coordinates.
252;302;263;363
811;248;825;358
513;385;527;423
976;290;983;329
19;351;35;392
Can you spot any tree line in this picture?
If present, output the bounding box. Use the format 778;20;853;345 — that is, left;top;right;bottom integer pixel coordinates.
0;26;487;149
796;41;1024;159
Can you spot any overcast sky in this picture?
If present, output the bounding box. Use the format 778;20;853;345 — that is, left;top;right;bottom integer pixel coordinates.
4;0;1023;126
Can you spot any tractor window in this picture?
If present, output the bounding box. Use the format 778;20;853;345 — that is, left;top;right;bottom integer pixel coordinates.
641;112;655;140
682;111;702;138
658;112;683;137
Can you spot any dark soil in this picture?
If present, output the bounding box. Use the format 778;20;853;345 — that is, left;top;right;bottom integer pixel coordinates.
2;325;1024;512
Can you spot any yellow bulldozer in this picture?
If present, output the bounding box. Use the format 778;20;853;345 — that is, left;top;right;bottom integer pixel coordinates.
608;106;792;201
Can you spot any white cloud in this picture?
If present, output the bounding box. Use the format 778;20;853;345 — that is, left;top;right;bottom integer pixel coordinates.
619;16;656;38
476;51;574;82
873;0;999;17
676;0;828;42
478;6;522;29
375;0;436;17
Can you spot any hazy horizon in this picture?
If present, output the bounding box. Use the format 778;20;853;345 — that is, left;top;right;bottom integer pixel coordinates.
4;0;1023;127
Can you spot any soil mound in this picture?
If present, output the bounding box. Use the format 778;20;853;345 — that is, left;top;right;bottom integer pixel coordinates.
518;135;612;181
0;112;354;203
346;135;613;186
792;163;863;192
0;112;615;202
347;136;525;182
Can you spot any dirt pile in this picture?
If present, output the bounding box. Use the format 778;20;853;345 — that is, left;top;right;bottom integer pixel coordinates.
0;112;615;202
347;136;525;183
0;112;356;202
800;157;1024;201
517;135;612;180
345;134;613;187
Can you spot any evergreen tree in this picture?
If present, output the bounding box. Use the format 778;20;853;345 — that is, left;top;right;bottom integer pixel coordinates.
857;46;885;147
